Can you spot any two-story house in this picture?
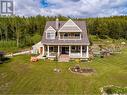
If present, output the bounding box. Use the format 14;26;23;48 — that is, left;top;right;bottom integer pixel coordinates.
32;19;90;62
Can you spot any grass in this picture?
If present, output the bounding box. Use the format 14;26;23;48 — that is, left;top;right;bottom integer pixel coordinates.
0;40;31;54
0;49;127;94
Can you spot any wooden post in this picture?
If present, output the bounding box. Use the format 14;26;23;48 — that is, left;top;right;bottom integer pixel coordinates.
47;45;49;57
80;33;81;40
86;45;89;58
81;45;82;57
58;45;60;56
69;46;71;56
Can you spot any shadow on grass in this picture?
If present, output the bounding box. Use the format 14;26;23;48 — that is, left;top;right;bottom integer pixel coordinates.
0;57;11;64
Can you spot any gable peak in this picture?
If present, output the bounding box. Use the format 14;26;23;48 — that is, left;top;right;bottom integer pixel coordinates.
46;26;56;32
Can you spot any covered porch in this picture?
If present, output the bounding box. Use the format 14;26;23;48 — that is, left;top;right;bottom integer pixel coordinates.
46;45;89;58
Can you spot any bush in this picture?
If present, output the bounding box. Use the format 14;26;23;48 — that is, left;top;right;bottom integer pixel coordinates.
104;86;127;94
75;59;80;64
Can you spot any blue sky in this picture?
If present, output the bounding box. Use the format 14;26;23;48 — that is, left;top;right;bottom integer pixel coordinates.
40;0;49;8
14;0;127;18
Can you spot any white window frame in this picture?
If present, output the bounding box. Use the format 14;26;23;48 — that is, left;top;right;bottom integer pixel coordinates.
45;26;56;39
46;32;55;39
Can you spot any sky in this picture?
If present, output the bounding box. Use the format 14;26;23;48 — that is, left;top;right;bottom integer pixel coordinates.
14;0;127;18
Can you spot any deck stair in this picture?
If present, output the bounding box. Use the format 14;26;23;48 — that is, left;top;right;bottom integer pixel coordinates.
58;54;70;62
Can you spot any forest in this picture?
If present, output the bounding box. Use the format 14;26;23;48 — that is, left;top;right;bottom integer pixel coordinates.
0;15;127;49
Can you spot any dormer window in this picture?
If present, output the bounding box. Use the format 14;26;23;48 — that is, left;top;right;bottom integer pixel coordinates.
46;26;56;39
47;32;55;39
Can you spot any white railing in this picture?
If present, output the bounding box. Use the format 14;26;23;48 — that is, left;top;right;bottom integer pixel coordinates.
60;36;80;39
82;53;87;58
70;53;87;58
70;53;81;58
49;52;57;57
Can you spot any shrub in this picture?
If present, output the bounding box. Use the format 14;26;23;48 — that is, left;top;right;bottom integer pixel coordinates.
75;59;80;64
104;86;127;94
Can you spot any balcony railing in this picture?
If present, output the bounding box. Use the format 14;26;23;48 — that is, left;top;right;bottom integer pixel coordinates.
60;36;80;39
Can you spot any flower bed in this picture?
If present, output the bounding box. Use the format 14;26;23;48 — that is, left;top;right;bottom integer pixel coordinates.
100;85;127;95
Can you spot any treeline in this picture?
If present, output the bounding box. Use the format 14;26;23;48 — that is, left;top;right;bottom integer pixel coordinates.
85;16;127;39
0;15;127;48
0;15;68;48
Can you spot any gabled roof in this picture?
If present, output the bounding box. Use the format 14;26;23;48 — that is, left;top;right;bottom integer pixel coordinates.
42;19;90;45
45;26;56;33
32;41;43;48
44;19;86;31
58;19;82;32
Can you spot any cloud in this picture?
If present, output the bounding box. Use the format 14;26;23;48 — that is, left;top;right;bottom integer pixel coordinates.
14;0;41;16
14;0;127;17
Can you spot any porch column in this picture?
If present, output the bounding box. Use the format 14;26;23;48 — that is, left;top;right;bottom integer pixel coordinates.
86;45;89;58
47;45;49;57
80;45;82;57
58;45;60;56
69;46;71;56
42;46;44;56
80;33;81;40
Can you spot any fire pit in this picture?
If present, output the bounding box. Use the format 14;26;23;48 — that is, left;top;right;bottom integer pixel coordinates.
69;65;95;75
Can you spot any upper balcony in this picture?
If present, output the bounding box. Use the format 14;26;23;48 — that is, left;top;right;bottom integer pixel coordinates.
59;32;81;40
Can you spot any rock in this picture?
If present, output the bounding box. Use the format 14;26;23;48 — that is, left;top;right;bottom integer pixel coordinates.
121;42;126;45
74;65;80;70
74;69;78;72
30;57;39;62
54;68;61;72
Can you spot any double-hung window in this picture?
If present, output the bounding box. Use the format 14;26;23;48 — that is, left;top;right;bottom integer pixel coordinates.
46;32;55;39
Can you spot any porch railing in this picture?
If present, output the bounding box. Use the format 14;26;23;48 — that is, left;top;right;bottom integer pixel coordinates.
70;53;87;58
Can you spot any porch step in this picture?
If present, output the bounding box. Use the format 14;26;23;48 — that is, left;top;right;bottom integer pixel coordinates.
58;54;70;62
37;54;44;59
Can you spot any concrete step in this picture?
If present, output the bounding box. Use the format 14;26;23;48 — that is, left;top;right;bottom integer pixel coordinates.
58;54;70;62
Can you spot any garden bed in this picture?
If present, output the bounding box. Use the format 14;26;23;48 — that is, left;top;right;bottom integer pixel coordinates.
100;85;127;95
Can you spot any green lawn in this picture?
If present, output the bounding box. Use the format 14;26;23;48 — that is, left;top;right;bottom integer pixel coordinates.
0;49;127;94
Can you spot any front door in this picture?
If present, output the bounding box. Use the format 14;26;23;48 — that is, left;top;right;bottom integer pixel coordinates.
40;47;43;54
61;47;69;54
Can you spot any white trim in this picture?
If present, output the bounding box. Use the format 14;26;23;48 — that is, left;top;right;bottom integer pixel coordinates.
58;19;82;32
47;56;56;58
59;37;81;40
46;32;55;39
80;45;82;57
46;26;56;39
80;33;81;40
59;32;82;40
45;26;56;33
86;46;89;58
47;45;49;57
58;45;60;56
42;46;44;56
69;46;71;56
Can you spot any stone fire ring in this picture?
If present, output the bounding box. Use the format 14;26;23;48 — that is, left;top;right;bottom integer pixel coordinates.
68;67;95;76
